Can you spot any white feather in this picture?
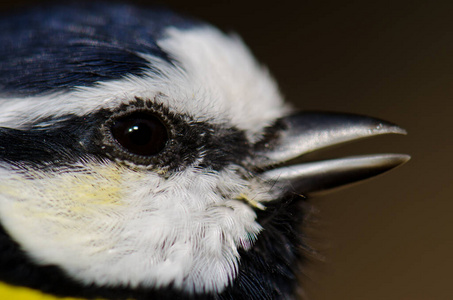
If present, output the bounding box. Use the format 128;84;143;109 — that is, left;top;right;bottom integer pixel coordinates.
0;163;266;293
0;26;286;292
0;27;289;140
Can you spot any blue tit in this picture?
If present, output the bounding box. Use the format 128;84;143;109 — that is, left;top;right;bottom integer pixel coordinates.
0;3;409;300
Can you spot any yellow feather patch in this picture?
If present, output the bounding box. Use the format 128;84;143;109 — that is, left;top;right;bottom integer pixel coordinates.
0;164;146;299
0;163;148;293
0;282;88;300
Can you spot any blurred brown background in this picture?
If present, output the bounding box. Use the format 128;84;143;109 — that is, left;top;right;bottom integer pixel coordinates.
1;1;452;299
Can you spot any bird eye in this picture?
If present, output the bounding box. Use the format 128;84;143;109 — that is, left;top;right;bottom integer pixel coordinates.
111;112;168;156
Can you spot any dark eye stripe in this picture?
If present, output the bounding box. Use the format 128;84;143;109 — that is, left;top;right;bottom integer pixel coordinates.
0;104;250;173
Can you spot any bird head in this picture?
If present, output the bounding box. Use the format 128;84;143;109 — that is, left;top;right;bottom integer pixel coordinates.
0;3;409;299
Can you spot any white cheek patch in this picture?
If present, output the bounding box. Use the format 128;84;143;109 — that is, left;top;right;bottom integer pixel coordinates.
0;163;263;293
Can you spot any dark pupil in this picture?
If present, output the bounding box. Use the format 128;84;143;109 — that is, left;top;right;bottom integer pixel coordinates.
111;113;168;156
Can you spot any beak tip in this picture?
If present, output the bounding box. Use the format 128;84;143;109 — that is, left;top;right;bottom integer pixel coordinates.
394;153;411;166
359;153;411;172
373;121;407;136
391;126;408;136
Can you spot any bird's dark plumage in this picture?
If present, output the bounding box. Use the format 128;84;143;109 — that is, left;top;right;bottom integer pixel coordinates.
0;3;198;96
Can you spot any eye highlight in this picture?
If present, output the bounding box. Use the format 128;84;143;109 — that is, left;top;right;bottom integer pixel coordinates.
111;112;168;156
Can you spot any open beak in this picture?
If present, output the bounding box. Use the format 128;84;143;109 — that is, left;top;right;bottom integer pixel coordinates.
254;112;410;196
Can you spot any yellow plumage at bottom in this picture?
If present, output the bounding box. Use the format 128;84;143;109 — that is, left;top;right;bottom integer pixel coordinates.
0;282;86;300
